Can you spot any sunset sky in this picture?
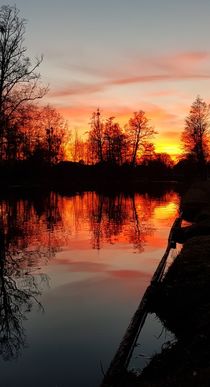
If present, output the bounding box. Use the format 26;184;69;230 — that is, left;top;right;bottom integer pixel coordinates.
5;0;210;157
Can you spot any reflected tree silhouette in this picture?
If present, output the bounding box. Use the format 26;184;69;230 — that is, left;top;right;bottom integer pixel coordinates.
90;193;105;249
0;189;178;360
0;197;55;361
129;195;145;252
0;234;43;360
127;195;156;251
88;193;156;251
0;192;62;264
89;193;127;249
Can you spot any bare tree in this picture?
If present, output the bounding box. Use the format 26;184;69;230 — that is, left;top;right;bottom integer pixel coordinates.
181;96;210;168
127;110;156;166
34;105;69;164
103;117;126;165
0;5;47;157
71;128;86;163
88;108;104;163
139;142;156;164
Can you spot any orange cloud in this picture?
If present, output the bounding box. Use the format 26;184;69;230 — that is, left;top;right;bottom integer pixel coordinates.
49;83;105;97
162;131;181;138
146;105;178;123
58;102;182;124
146;89;178;98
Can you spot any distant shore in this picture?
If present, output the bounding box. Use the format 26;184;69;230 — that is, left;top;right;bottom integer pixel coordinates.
0;159;204;193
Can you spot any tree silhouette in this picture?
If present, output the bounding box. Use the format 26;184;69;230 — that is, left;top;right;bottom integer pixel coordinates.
181;96;210;171
88;109;104;163
36;105;68;164
88;109;156;167
127;110;156;166
71;129;86;163
0;5;47;159
103;117;126;165
140;142;156;165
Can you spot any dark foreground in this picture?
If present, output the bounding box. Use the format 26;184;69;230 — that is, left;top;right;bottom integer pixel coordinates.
124;181;210;387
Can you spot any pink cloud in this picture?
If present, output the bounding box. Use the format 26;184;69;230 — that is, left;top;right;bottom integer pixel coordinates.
49;72;210;98
66;50;210;77
132;51;210;74
49;82;105;97
172;51;210;65
111;73;210;86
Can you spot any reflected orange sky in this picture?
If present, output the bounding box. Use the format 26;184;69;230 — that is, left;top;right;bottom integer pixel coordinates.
0;191;180;280
0;189;183;325
0;191;179;250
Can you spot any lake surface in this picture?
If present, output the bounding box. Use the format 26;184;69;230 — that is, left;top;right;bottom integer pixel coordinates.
0;188;180;387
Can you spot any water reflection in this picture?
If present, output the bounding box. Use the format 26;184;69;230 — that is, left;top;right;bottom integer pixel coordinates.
0;189;180;386
88;193;156;250
0;190;177;255
0;205;48;360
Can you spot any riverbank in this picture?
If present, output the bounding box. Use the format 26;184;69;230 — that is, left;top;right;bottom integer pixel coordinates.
126;181;210;387
0;159;204;192
0;159;186;198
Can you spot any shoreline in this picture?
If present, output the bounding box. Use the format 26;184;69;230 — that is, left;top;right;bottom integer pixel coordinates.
125;181;210;387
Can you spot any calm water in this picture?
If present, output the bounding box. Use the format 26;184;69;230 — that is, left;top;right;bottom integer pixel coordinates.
0;189;180;387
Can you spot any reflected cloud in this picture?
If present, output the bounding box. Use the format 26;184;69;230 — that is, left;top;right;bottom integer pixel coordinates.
53;259;110;273
108;269;151;279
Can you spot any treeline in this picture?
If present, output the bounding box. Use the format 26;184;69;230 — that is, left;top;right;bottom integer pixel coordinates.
0;6;70;164
0;103;70;163
70;109;173;167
